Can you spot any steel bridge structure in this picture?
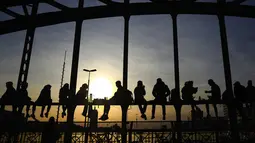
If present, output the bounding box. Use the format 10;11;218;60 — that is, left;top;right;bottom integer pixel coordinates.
1;0;255;143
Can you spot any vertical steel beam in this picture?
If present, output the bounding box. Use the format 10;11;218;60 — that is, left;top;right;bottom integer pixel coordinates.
123;13;129;89
122;0;130;142
17;3;38;90
65;0;84;143
217;0;239;142
218;14;239;142
172;13;182;143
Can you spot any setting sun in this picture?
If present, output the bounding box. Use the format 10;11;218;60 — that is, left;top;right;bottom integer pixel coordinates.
89;77;113;99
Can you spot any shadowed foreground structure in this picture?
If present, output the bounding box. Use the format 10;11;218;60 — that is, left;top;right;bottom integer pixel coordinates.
1;0;255;143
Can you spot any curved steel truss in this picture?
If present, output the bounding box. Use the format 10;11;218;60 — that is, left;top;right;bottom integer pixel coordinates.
0;0;255;35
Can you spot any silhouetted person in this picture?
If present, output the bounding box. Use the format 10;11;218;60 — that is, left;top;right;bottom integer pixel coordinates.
0;81;17;112
59;83;70;118
17;82;32;117
41;117;61;143
205;79;221;118
234;81;248;107
222;88;246;121
31;84;52;118
99;81;133;121
134;80;147;120
170;88;181;103
246;80;255;108
74;83;88;116
182;81;198;112
152;78;170;120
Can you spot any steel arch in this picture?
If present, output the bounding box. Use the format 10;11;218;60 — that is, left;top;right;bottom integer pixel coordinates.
1;2;255;35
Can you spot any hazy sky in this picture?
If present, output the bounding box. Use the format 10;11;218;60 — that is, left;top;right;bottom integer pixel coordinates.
0;0;255;122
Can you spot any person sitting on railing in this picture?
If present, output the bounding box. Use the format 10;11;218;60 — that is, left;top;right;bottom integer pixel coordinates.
99;80;133;121
31;84;52;118
74;83;88;116
222;88;247;121
59;83;70;118
181;81;198;112
170;88;181;103
151;78;170;120
234;81;248;120
234;81;248;107
41;116;61;143
134;80;147;120
17;82;32;117
205;79;221;118
246;80;255;108
0;81;17;112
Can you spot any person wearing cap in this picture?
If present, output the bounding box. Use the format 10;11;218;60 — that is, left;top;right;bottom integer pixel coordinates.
0;81;17;112
151;78;170;120
17;82;32;117
134;80;147;120
99;80;133;121
31;84;52;118
205;79;221;118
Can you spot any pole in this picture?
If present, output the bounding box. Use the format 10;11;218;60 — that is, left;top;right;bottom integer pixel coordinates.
217;0;239;142
122;0;130;142
172;13;182;143
57;50;67;123
218;14;239;142
65;0;84;142
84;71;90;143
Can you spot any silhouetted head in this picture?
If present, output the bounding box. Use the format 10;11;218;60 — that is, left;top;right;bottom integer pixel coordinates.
82;83;88;89
208;79;214;86
63;83;69;89
44;84;52;90
157;78;163;84
6;81;13;89
137;80;143;87
116;81;122;88
234;81;240;86
21;82;28;89
248;80;252;86
189;81;194;86
49;116;55;124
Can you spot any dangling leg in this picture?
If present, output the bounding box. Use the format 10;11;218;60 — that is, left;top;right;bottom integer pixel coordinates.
45;101;52;118
41;105;45;117
82;100;88;116
213;103;218;118
162;104;166;120
151;104;156;119
26;103;30;117
18;105;24;114
143;101;148;120
205;103;211;118
31;103;37;118
99;104;110;121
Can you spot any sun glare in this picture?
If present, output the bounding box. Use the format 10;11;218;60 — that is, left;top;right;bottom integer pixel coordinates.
90;77;113;99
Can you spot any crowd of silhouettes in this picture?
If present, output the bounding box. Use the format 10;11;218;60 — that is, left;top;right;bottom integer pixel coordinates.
1;79;255;121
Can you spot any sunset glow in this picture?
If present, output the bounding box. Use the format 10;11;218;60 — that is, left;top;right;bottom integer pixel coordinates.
90;77;113;99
